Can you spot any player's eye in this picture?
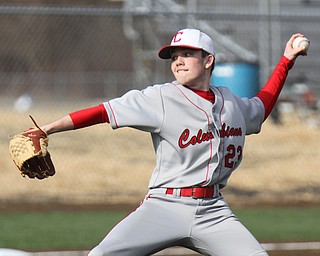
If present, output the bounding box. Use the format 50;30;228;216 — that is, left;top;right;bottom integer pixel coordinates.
171;56;178;62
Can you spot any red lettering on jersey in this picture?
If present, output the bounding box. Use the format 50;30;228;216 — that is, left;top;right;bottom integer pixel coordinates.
173;31;183;43
219;123;242;138
178;128;214;148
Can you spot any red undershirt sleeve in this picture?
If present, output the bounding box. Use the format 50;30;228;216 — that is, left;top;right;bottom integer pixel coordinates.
69;104;109;129
256;56;294;121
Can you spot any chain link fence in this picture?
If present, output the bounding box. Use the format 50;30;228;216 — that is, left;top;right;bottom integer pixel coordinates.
1;0;320;208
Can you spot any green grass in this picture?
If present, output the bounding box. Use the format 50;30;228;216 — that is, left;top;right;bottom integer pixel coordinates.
0;211;128;251
234;207;320;241
0;207;319;251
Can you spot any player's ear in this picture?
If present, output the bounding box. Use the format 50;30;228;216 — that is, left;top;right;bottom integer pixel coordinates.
205;54;214;70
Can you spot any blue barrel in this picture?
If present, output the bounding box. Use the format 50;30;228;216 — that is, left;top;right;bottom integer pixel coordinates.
211;62;259;98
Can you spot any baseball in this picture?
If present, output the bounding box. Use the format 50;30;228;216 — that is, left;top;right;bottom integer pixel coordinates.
292;36;310;53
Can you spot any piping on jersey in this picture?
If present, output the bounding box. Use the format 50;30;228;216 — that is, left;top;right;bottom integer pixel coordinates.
214;86;225;186
172;83;214;184
107;101;119;128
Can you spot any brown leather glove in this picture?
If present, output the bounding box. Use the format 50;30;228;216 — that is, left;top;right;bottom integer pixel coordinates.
9;116;55;179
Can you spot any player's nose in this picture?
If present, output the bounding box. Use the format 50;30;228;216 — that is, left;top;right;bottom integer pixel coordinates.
175;56;185;66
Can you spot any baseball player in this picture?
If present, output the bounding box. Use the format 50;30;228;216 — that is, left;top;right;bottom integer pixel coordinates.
36;29;307;256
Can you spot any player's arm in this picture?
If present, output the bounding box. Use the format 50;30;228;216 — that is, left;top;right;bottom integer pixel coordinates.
256;33;307;121
41;115;75;135
41;104;109;135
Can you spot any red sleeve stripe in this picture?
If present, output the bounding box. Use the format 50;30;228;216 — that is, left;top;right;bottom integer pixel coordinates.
69;104;109;129
107;101;119;128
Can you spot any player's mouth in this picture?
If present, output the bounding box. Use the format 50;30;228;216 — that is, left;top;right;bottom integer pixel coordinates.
177;69;188;73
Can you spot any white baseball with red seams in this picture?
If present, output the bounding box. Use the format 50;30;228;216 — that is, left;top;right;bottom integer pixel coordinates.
292;36;310;53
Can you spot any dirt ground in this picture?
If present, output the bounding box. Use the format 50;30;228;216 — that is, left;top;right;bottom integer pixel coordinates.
175;251;320;256
268;251;319;256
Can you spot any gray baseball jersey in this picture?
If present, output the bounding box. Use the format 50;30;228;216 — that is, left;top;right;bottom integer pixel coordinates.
89;81;268;256
104;81;264;189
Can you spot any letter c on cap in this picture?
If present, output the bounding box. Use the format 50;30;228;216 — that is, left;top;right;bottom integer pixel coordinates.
173;32;183;43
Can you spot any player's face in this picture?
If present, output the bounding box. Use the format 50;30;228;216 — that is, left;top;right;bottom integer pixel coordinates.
171;48;212;90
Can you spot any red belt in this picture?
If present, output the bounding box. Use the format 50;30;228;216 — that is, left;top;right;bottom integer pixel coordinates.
166;186;216;199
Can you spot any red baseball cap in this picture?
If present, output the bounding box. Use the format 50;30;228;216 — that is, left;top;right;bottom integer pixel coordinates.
158;28;215;59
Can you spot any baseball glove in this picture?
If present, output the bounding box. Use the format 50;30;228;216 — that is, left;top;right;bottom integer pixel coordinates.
9;115;55;179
